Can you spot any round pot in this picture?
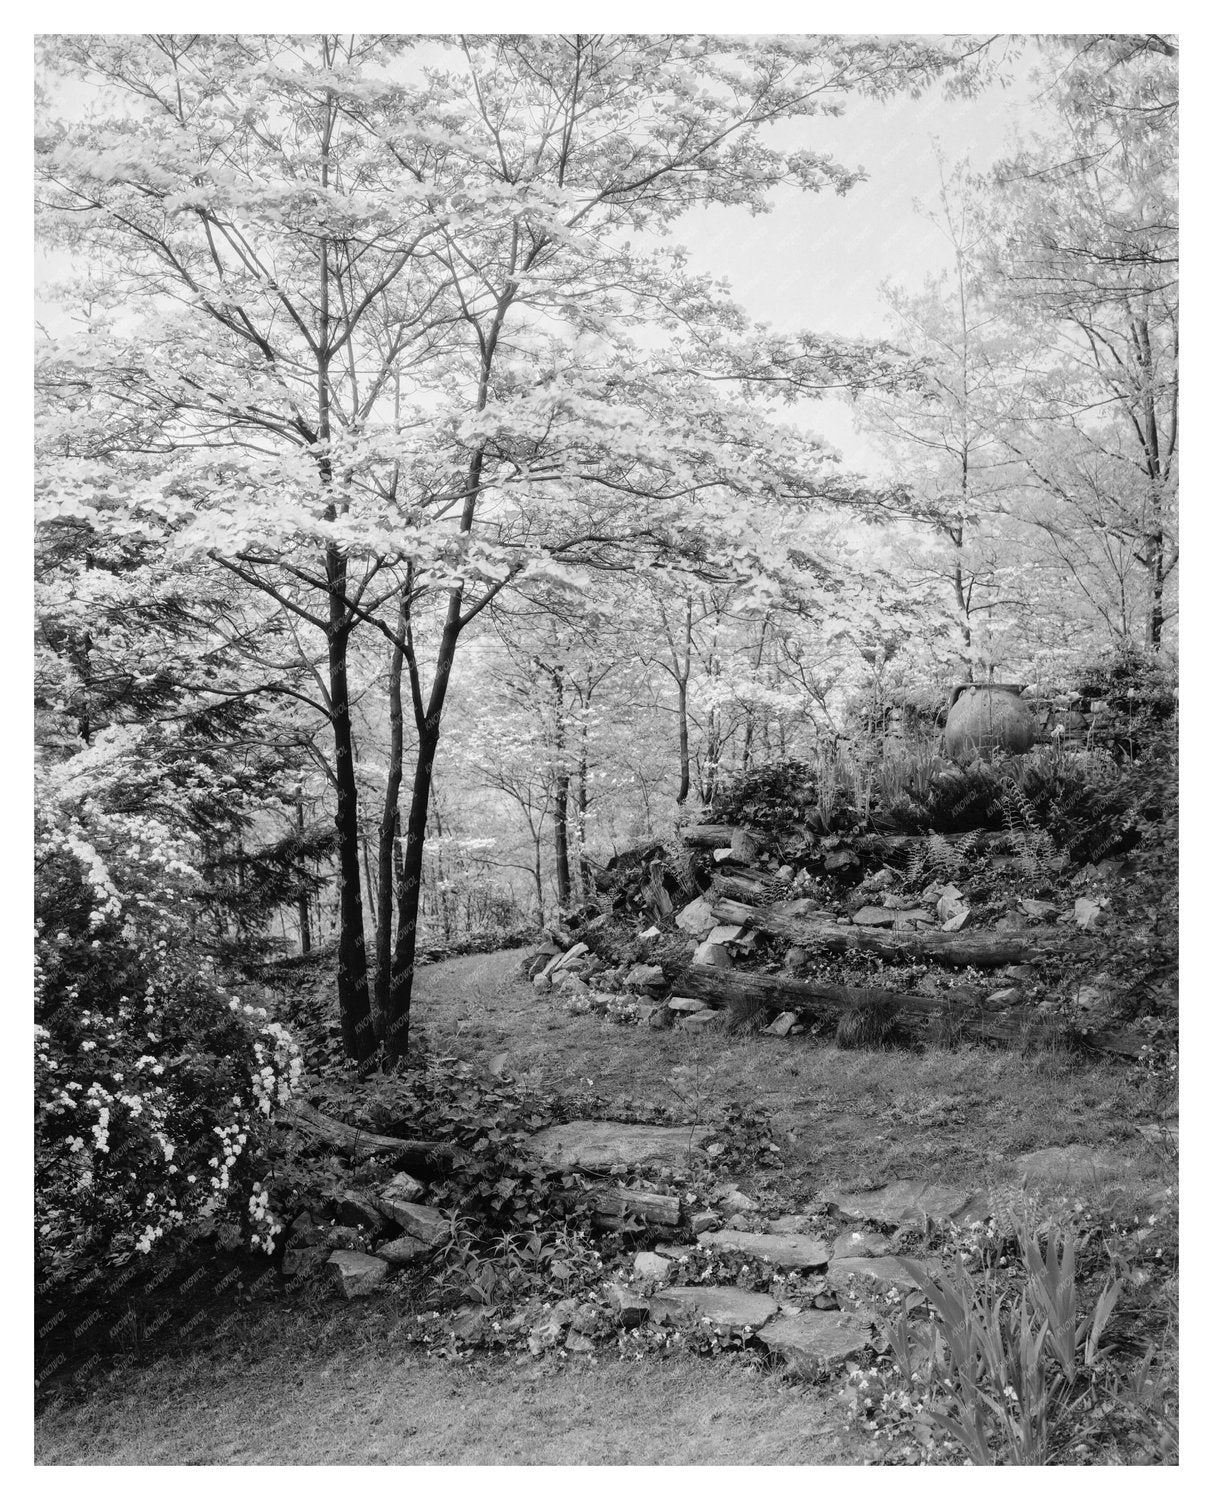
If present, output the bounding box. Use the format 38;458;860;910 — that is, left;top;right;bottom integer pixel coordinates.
944;683;1034;760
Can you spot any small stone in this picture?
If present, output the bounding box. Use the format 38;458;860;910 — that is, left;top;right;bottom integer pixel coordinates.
333;1188;390;1232
1004;964;1035;982
570;1303;601;1334
717;1188;758;1213
936;886;966;923
326;1250;390;1298
624;963;665;990
647;1005;675;1030
634;1251;672;1284
1019;899;1059;919
378;1201;450;1247
831;1227;893;1260
564;1332;595;1353
706;923;744;945
691;941;732;967
690;1210;721;1235
763;1012;798;1037
605;1282;651;1327
942;910;971;932
282;1246;329;1280
823;850;858;871
532;972;553;993
776;865;795;882
639;924;661;941
1073;897;1104;931
667;996;710;1013
374;1234;432;1265
985;985;1022;1007
553;942;590;970
679;1009;722;1028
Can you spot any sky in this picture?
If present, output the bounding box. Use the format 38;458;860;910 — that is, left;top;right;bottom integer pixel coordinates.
655;45;1046;469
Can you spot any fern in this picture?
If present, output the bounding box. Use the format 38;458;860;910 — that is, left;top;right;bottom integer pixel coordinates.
998;780;1054;874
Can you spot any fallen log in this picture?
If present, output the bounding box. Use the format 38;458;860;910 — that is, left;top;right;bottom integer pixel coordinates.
856;830;1010;856
675;965;965;1021
286;1100;470;1174
681;824;747;850
592;1187;681;1228
673;968;1145;1057
708;897;1093;969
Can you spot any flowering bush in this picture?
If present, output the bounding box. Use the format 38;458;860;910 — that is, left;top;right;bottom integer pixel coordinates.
35;729;302;1282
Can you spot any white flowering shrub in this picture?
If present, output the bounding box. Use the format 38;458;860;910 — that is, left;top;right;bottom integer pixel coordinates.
35;748;302;1279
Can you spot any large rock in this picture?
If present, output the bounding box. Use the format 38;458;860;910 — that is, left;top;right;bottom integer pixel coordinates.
652;1285;777;1334
327;1250;390;1298
757;1311;871;1378
691;941;732;968
828;1180;971;1227
696;1230;829;1270
828;1256;939;1299
526;1120;702;1170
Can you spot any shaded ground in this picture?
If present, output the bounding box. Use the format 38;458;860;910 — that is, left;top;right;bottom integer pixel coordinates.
37;947;1172;1466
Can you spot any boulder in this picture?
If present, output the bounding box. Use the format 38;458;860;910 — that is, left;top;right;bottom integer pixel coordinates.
326;1250;390;1298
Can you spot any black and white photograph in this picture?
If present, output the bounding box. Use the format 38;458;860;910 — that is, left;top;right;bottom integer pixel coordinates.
33;22;1181;1468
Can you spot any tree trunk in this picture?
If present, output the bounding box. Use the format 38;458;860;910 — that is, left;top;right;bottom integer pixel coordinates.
551;666;572;907
374;606;408;1041
328;610;374;1062
295;789;311;955
387;724;439;1058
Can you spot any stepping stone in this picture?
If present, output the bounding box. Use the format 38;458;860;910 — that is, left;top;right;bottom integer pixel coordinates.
831;1227;893;1260
828;1256;939;1299
526;1121;703;1170
652;1285;777;1334
697;1230;829;1270
1014;1145;1127;1184
757;1311;872;1379
326;1250;389;1298
827;1180;970;1227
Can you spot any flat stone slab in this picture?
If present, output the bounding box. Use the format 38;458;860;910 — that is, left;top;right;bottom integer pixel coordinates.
828;1180;970;1227
1014;1145;1127;1183
757;1311;872;1378
828;1256;940;1299
697;1230;829;1270
652;1285;777;1333
526;1120;702;1170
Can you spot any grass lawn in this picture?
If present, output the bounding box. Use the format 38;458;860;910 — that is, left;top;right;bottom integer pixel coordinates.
36;949;1175;1465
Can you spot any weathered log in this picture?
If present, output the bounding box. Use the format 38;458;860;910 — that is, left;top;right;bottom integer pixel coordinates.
286;1100;470;1174
708;897;1093;969
712;873;782;904
681;824;746;849
856;830;1009;856
674;965;962;1021
673;968;1145;1057
592;1187;682;1227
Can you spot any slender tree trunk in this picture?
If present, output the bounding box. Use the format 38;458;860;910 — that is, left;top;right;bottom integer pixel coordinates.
295;788;311;955
328;614;374;1061
551;666;572;906
575;718;593;901
388;723;439;1058
374;599;408;1041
